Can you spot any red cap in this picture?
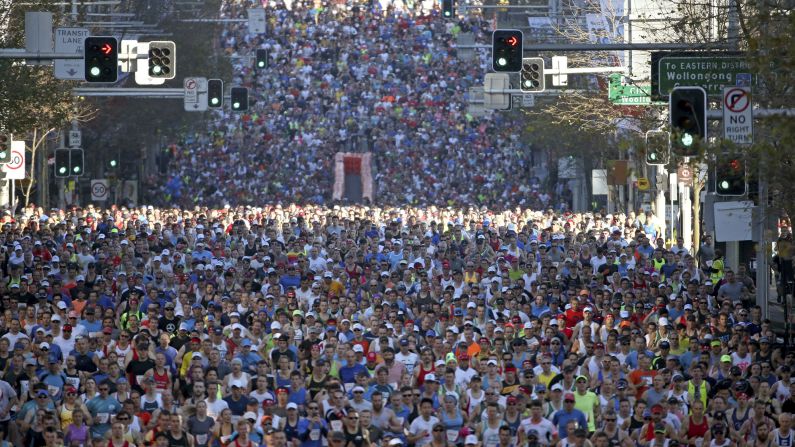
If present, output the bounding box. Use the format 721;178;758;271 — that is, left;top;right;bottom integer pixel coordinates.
63;324;73;332
367;352;377;361
190;337;201;343
276;387;289;395
507;396;518;404
101;327;112;334
511;316;521;323
564;393;576;401
459;353;469;361
442;261;451;268
651;404;663;414
505;365;517;373
595;343;605;349
479;337;490;344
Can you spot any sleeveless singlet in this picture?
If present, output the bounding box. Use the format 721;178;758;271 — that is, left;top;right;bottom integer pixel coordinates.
731;407;752;431
466;389;485;416
227;373;249;390
417;364;435;387
308;374;329;398
345;266;361;282
60;404;75;431
687;416;709;446
775;430;794;447
153;368;170;392
166;431;190;447
284;418;300;442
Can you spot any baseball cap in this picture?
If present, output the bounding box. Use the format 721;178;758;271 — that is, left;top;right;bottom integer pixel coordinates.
564;393;576;401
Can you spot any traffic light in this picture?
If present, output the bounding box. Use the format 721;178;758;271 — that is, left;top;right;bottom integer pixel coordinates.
492;30;523;72
148;41;176;79
108;159;118;169
54;149;70;178
230;87;248;112
669;86;707;157
255;49;269;70
715;156;746;196
442;0;455;18
520;57;545;92
70;149;84;176
84;37;118;83
0;134;10;164
645;130;669;165
208;79;224;109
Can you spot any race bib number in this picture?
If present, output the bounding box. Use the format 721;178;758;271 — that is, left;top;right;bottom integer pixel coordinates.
196;434;208;445
47;385;60;397
331;420;343;432
97;412;109;424
447;430;459;443
310;429;321;440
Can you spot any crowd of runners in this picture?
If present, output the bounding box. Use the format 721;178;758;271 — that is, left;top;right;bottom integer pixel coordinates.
0;203;789;447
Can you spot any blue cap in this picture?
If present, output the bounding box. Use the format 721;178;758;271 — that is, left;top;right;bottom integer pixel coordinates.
426;330;436;338
326;326;337;332
241;339;252;347
453;308;464;316
535;384;547;392
14;342;24;350
47;354;59;364
213;327;223;335
191;303;202;309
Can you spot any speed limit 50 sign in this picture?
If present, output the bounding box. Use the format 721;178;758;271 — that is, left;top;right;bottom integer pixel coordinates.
91;179;109;201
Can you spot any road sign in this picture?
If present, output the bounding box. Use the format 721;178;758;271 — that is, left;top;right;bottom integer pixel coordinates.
658;56;755;96
91;179;109;201
69;130;81;148
608;74;655;105
3;141;25;180
248;8;266;33
184;77;208;112
637;177;650;191
677;162;693;186
54;27;89;80
723;87;753;145
484;73;510;110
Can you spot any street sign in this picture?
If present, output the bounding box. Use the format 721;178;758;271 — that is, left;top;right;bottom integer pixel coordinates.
183;77;208;112
3;141;25;180
68;130;81;148
658;56;755;96
723;87;753;145
637;177;650;191
484;73;510;110
54;27;89;80
91;179;109;201
677;162;693;186
521;93;535;108
247;8;266;33
607;74;666;106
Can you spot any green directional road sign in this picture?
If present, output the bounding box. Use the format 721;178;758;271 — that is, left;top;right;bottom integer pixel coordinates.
607;74;664;106
658;56;755;96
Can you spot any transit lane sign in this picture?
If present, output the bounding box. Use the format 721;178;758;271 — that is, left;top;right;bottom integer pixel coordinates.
723;87;753;145
54;27;89;80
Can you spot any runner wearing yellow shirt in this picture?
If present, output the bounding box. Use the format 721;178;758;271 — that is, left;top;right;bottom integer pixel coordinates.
572;375;600;433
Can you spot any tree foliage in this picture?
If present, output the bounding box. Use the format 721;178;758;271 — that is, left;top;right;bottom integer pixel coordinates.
0;1;82;135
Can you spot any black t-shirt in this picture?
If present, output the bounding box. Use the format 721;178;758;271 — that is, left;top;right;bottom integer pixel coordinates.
126;357;156;392
158;316;181;333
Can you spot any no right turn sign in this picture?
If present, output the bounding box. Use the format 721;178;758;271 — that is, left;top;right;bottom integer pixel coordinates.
723;87;753;145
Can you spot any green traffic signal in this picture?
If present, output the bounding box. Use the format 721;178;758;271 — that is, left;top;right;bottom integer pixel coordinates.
680;133;694;147
109;160;118;168
58;167;67;175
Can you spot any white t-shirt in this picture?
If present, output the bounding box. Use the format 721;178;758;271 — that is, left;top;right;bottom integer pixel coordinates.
395;351;419;375
519;417;557;446
409;416;439;447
